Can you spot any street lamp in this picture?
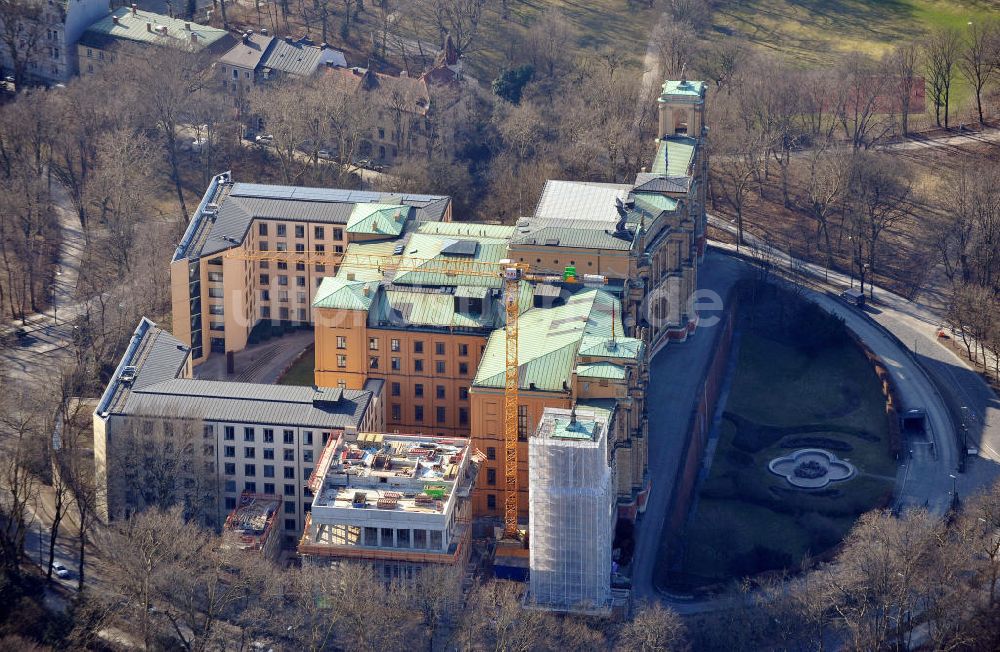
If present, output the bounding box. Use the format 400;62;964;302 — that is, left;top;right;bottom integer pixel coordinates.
950;473;959;510
961;406;969;455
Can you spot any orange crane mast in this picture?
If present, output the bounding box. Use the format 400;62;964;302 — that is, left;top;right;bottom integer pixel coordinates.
224;247;591;538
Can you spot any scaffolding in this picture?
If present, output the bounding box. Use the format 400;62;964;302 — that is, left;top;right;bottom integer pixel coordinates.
528;407;614;613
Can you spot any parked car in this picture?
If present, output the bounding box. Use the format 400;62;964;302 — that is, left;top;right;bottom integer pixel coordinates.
51;562;70;579
255;134;274;145
317;149;332;160
191;137;208;152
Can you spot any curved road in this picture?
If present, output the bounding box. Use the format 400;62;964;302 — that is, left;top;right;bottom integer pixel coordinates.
633;245;993;609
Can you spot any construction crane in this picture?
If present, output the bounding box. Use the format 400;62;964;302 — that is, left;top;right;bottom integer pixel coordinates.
225;247;603;538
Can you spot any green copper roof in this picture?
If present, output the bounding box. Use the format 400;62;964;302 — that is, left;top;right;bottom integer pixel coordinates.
659;79;706;99
346;204;410;236
416;222;516;239
633;192;679;214
473;288;626;392
390;232;507;288
549;416;598;440
336;241;399;282
650;137;698;177
312;277;375;311
576;362;626;380
577;335;644;360
84;8;230;51
576;398;617;422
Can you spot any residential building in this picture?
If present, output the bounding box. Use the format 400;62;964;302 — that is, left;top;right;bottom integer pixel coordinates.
311;221;517;437
218;30;346;121
222;492;282;562
298;432;477;578
528;407;614;613
325;66;433;165
169;172;451;365
93;318;384;547
76;6;234;76
0;0;107;84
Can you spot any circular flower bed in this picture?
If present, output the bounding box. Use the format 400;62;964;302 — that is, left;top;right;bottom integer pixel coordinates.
794;460;828;479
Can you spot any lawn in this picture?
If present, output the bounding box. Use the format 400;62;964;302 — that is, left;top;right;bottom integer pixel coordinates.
714;0;1000;64
660;283;896;590
277;347;315;387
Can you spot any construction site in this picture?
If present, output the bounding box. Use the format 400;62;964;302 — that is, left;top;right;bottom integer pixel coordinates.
94;76;709;612
222;493;283;562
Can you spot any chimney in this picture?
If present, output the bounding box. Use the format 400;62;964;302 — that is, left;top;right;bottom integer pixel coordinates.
260;28;268;36
362;284;371;297
131;3;137;16
285;36;293;44
112;15;119;24
242;31;249;44
320;42;328;50
146;21;152;32
184;22;191;30
190;33;198;44
346;272;356;281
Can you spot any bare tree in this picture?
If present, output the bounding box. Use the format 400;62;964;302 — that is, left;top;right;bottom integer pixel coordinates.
422;0;487;57
455;580;554;651
958;20;1000;125
924;27;962;128
884;43;919;137
798;144;849;272
651;20;700;79
616;601;688;651
832;53;894;150
0;0;45;89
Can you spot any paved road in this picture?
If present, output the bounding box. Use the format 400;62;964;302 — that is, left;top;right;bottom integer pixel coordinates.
632;250;750;603
710;215;1000;489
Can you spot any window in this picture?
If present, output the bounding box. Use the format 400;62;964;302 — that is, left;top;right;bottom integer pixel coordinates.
391;404;401;420
337;336;347;349
244;446;255;458
369;356;379;369
415;405;424;421
264;465;274;478
259;242;269;251
296;276;305;287
224;446;235;458
304;450;313;463
414;384;424;398
413;341;424;354
245;481;257;493
391;357;401;371
285;518;296;531
487;494;496;510
458;344;468;356
224;426;234;441
435;342;445;355
276;224;286;237
435;361;445;374
203;424;215;438
337;354;347;368
459;407;469;425
294;225;304;238
436;406;446;423
225;480;237;493
333;228;343;240
436;385;445;399
244;427;255;442
263;429;274;443
283;430;295;445
284;467;295;479
278;275;288;286
295;244;305;253
284;484;295;496
264;482;275;494
459;387;469;400
245;464;256;477
285;501;296;514
283;449;295;462
260;290;270;302
225;497;236;509
518;405;529;441
232;69;238;79
391;382;400;397
258;223;268;236
487;468;496;485
314;226;324;239
396;528;410;548
369;337;379;350
277;261;287;270
414;359;423;372
264;448;274;460
224;463;235;475
486;447;496;460
459;362;469;375
391;339;400;351
304;431;313;446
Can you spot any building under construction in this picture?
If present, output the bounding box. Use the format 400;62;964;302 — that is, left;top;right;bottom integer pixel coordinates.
222;493;282;562
298;432;479;580
528;407;614;613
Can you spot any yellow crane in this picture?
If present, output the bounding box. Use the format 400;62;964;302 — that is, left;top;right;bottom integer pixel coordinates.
224;247;599;538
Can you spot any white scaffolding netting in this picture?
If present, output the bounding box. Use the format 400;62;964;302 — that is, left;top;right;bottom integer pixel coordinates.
528;409;613;612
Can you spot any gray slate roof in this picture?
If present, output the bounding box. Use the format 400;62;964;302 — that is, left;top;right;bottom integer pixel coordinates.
175;176;451;261
117;379;372;430
633;174;692;194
